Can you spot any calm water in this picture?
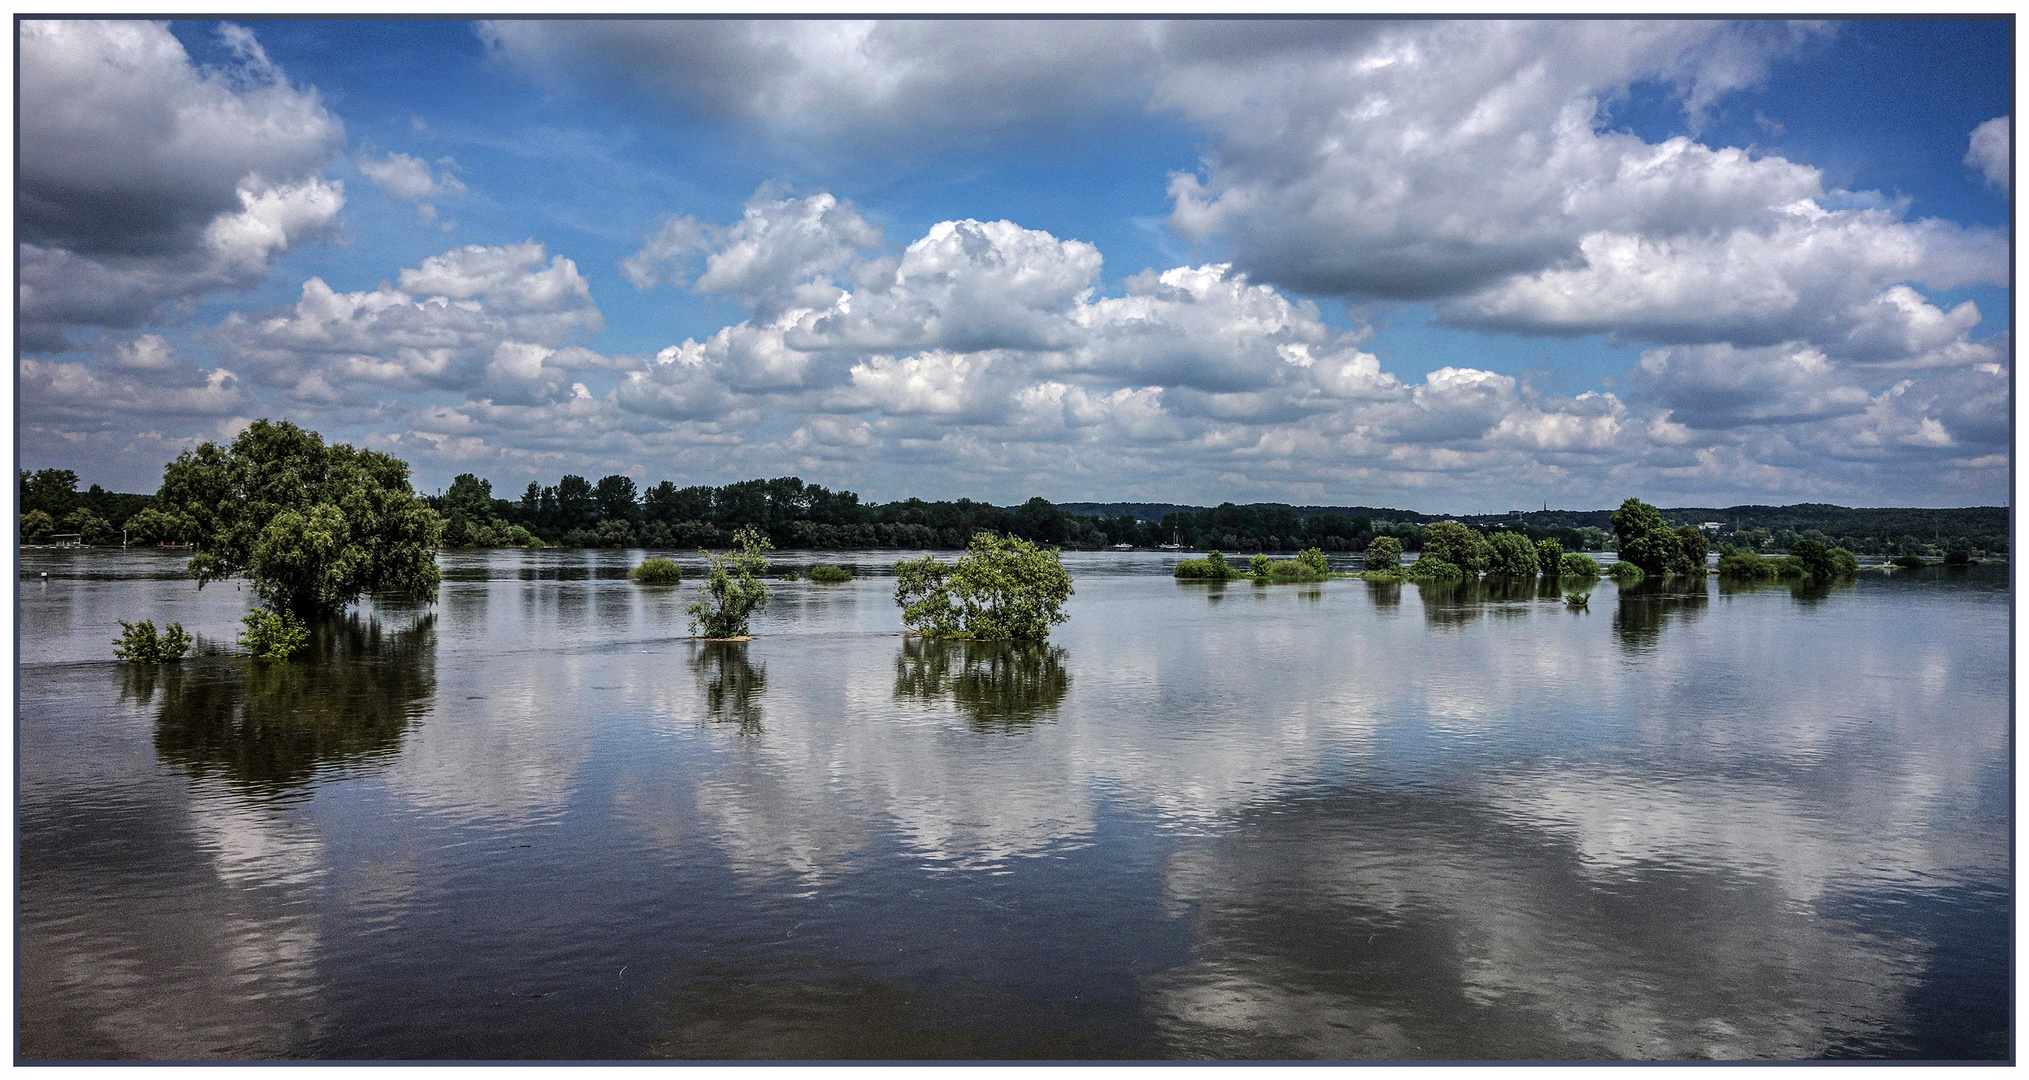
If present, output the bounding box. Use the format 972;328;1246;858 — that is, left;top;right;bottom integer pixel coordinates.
17;548;2011;1060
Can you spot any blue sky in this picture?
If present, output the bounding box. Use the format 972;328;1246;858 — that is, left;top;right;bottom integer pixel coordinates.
18;18;2011;512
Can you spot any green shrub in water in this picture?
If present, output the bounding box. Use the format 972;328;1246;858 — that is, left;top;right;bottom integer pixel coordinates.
1559;552;1602;578
1365;535;1402;571
630;557;683;585
1174;550;1242;580
687;526;772;638
809;564;854;583
895;532;1073;641
240;608;310;660
114;619;192;663
1606;560;1645;583
1402;554;1464;582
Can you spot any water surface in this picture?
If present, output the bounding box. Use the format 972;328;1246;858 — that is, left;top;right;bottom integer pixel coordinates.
17;548;2010;1060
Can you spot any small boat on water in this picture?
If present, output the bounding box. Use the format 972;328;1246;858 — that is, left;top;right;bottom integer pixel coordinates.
1157;529;1183;551
1111;542;1133;551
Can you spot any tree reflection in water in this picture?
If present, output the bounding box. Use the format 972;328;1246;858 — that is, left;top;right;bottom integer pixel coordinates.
893;637;1071;733
1415;576;1544;628
1612;576;1710;651
691;641;766;734
152;613;437;796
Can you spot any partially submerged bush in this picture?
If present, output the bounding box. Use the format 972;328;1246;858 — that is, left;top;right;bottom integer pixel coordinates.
1719;547;1805;581
1559;552;1602;578
240;608;310;660
895;532;1073;641
629;556;683;584
1890;554;1928;569
688;526;773;638
1364;536;1402;571
1535;538;1564;575
1485;532;1539;577
1606;560;1645;583
1253;547;1331;582
809;564;853;583
1249;552;1273;578
1405;554;1464;582
1174;550;1242;580
1944;549;1975;566
114;619;192;663
1791;539;1858;582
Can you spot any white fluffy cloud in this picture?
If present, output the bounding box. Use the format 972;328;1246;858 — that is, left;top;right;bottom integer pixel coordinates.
493;20;2002;364
357;151;464;221
18;21;345;346
211;241;604;406
1159;21;2005;352
1965;116;2008;189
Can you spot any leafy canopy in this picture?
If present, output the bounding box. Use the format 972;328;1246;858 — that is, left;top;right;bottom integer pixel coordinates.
1611;498;1680;576
156;419;442;616
687;526;772;638
895;532;1073;641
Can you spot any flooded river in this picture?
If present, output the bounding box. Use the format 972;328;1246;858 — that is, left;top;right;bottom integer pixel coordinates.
16;548;2010;1059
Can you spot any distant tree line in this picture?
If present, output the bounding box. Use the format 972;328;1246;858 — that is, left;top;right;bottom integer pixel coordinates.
19;460;2009;558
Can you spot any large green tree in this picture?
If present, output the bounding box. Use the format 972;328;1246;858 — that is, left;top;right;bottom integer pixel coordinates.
1420;521;1490;576
895;532;1074;640
1485;531;1540;577
1611;498;1680;576
155;419;443;615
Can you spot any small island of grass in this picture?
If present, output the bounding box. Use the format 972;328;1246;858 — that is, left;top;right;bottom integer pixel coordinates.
629;556;683;584
809;564;854;583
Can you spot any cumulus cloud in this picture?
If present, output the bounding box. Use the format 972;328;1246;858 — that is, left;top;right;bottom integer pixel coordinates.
1965;116;2008;189
357;151;464;220
18;20;345;344
1158;20;2004;353
487;20;2001;367
480;20;1162;141
211;241;604;406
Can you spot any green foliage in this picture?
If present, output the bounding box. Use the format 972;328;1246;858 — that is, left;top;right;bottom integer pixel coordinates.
809;564;854;583
21;508;54;545
1484;531;1539;577
1717;547;1794;580
156;419;442;616
113;619;192;663
1174;549;1241;580
1405;554;1464;581
1365;535;1402;570
1559;552;1602;578
1670;524;1710;576
1535;538;1563;575
687;526;772;638
1420;521;1489;575
1606;560;1645;583
239;608;310;660
1249;552;1272;578
1889;554;1928;569
1611;499;1679;576
630;556;683;584
1790;538;1858;582
62;508;117;545
123;506;196;544
894;532;1074;641
1944;549;1974;566
1248;547;1332;582
21;468;81;520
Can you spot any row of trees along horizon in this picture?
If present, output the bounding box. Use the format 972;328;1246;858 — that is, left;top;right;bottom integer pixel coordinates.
21;461;2008;559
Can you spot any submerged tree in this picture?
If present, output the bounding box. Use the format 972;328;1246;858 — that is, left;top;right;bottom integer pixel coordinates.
1365;535;1403;571
687;526;773;638
153;419;442;616
1611;498;1680;577
895;532;1073;640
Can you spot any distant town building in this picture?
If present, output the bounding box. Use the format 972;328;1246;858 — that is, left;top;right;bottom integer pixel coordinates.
1700;522;1723;534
